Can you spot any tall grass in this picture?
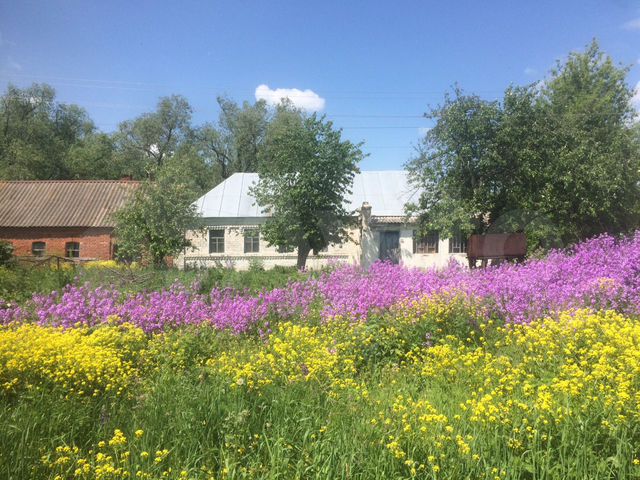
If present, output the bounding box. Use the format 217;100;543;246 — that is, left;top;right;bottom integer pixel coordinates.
2;306;639;479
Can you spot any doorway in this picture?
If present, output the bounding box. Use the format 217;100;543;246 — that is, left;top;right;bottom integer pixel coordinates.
379;231;400;264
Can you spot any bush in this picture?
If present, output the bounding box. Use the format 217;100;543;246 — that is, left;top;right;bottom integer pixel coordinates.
0;265;74;303
0;241;13;267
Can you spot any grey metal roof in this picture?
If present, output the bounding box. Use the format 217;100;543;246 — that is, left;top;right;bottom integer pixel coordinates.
194;171;421;218
0;180;140;228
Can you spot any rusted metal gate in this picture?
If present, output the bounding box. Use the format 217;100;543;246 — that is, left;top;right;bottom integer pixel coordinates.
467;233;526;268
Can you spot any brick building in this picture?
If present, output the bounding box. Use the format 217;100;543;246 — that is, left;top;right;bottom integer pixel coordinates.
0;180;140;261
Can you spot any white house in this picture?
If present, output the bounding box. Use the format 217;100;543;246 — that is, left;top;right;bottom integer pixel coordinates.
177;171;468;270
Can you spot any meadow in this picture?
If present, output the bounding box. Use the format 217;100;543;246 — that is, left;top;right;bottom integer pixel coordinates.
1;233;640;479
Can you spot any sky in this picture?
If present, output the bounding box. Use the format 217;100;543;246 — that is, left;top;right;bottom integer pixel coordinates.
1;0;639;171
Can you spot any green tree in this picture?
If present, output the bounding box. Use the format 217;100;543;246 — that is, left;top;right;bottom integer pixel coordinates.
0;83;99;179
405;88;503;237
113;95;194;178
114;165;202;268
251;103;364;268
66;132;120;179
537;40;639;242
407;41;640;250
197;96;269;180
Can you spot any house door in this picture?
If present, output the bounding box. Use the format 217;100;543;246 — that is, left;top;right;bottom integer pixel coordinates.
379;231;400;264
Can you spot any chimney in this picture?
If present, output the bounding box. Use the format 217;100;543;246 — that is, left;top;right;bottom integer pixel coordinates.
361;202;372;229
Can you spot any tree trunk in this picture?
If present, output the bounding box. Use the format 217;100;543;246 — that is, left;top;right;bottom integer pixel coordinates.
152;253;167;269
296;243;311;270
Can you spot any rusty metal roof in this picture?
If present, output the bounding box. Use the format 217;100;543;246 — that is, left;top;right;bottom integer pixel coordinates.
0;180;140;228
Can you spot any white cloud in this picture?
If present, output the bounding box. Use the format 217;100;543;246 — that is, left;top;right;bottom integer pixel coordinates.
255;84;325;111
524;66;537;76
622;18;640;30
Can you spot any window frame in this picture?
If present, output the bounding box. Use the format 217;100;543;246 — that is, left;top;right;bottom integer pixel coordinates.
448;232;468;254
31;241;46;257
65;241;80;258
243;229;260;254
413;231;439;254
208;229;225;254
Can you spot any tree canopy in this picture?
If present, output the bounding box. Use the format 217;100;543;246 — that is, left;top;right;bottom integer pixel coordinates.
406;40;640;250
198;96;270;180
251;102;364;268
113;164;202;268
0;84;99;179
0;85;271;196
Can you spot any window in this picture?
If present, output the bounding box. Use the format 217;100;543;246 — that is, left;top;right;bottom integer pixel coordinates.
244;229;260;253
209;229;225;254
413;231;439;254
65;241;80;258
31;241;46;257
449;232;467;254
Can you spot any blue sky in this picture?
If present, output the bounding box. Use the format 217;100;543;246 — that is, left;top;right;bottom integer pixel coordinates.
1;0;639;170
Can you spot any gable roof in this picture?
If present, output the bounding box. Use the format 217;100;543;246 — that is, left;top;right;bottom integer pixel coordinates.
0;180;140;228
194;171;421;218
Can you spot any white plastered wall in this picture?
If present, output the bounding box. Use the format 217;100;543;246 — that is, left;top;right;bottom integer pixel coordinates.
178;222;468;271
177;224;360;270
398;229;467;269
357;226;467;270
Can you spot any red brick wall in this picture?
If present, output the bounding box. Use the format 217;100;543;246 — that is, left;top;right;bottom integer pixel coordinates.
0;227;115;260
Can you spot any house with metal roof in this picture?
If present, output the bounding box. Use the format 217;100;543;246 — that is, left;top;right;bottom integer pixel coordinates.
0;180;140;261
180;171;467;270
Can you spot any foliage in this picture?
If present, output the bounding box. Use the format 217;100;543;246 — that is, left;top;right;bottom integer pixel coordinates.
0;322;147;399
0;241;13;266
197;96;270;180
113;95;194;176
0;85;267;194
2;235;640;477
4;305;640;478
114;167;202;268
3;231;640;337
0;264;74;303
407;41;640;250
251;102;365;268
0;83;106;180
0;262;304;306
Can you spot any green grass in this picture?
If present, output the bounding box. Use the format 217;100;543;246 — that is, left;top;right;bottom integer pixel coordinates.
1;307;639;479
0;263;306;303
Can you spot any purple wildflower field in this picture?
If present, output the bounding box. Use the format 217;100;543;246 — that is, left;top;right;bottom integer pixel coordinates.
2;232;639;332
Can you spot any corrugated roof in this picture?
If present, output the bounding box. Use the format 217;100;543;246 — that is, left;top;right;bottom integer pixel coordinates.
0;180;140;228
195;171;421;218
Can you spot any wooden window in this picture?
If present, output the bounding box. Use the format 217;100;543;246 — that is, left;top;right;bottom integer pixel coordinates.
32;241;46;257
65;241;80;258
413;231;439;254
449;232;467;254
244;229;260;253
209;230;225;254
